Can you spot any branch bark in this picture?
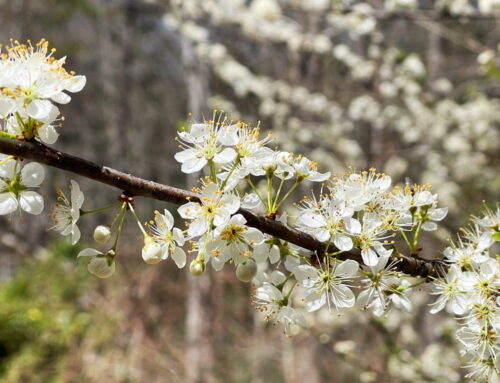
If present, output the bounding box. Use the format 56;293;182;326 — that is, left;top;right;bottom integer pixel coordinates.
0;137;445;278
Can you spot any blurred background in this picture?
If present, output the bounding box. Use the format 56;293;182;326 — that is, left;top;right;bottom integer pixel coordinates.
0;0;499;381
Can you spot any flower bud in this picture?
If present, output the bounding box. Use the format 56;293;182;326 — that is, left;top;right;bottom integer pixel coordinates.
93;225;111;244
87;253;115;278
236;259;257;282
189;259;205;275
142;236;163;264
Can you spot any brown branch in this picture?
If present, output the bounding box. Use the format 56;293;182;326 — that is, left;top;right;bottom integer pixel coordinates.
0;137;445;278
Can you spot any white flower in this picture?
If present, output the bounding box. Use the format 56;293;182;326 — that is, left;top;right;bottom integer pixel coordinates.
297;195;356;250
145;209;186;267
295;259;359;312
0;159;44;215
49;180;84;245
457;320;500;361
331;169;392;211
174;118;237;173
77;248;115;278
178;183;240;237
357;256;400;316
429;265;470;315
253;282;306;336
205;214;265;270
0;39;85;142
292;155;330;182
351;213;392;266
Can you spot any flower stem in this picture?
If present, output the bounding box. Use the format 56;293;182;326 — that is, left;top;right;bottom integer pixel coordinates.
80;202;121;216
0;131;16;140
128;202;148;236
112;203;127;251
275;178;301;210
272;176;286;212
245;176;267;208
0;155;13;165
209;160;217;183
398;229;413;252
266;173;273;213
220;155;240;190
411;219;424;253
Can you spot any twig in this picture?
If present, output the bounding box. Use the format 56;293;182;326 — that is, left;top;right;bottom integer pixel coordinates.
0;137;446;278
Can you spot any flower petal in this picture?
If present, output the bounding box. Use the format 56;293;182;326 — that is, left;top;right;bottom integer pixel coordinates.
21;162;45;187
19;191;44;215
172;247;186;268
0;192;18;215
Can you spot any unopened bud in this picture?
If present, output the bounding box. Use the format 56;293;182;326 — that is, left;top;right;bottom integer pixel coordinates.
190;259;205;275
87;252;115;278
93;225;111;244
236;259;257;282
142;236;163;264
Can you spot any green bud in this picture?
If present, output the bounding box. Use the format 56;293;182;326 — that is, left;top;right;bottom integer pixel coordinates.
236;259;257;282
142;236;163;264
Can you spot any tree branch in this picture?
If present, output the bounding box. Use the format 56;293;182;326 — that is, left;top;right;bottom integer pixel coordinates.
0;137;445;279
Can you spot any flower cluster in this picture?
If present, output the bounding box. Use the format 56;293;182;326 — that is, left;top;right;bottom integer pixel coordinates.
0;39;85;143
430;206;499;381
172;115;444;337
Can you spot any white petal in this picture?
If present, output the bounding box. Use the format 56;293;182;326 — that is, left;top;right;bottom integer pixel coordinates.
26;99;54;120
333;234;353;251
333;285;356;308
19;191;44;215
77;248;102;257
181;157;207;173
214;148;236;164
21;162;45;187
188;218;209;237
361;248;378;267
0;192;18;214
70;180;84;208
70;224;81;245
334;259;359;277
269;245;280;263
422;221;437;231
344;218;361;235
172;247;186;268
173;227;185;246
245;228;265;246
0;159;17;179
297;211;326;228
174;148;198;163
65;75;86;93
50;92;71;104
304;292;326;312
178;202;201;219
0;97;16;115
38;124;59;144
294;265;318;284
430;207;448;221
307;171;331;182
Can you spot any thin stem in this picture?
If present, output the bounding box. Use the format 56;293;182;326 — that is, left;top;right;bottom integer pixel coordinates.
112;203;127;251
128;202;147;236
0;155;13;165
275;178;301;210
266;173;273;213
398;229;413;252
80;202;121;216
245;176;267;208
209;160;217;183
412;219;424;252
272;175;286;212
220;155;240;190
284;280;298;302
0;131;16;140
